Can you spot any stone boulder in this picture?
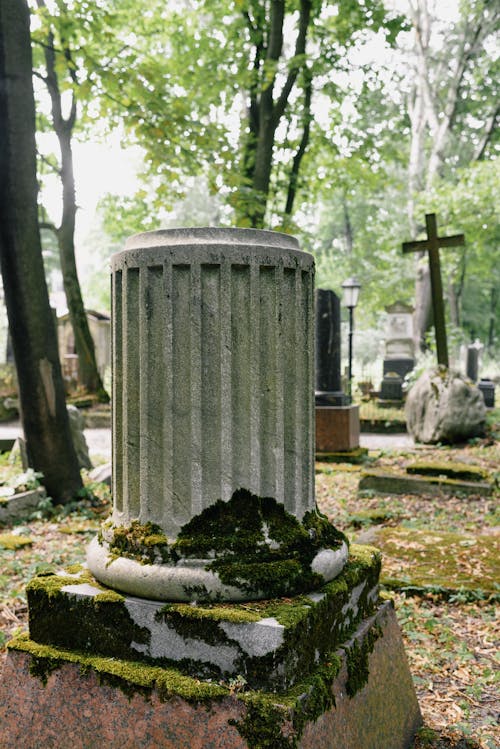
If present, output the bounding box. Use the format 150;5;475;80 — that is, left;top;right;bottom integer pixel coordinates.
405;368;486;444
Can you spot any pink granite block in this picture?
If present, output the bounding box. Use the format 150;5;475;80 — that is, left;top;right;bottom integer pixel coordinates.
0;602;421;749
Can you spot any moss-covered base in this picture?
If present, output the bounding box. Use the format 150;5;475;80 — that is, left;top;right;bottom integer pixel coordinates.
27;545;381;691
88;490;349;602
3;601;422;749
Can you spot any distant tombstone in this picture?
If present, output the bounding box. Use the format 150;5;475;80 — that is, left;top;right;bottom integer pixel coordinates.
380;301;415;401
466;340;483;383
315;289;348;406
478;378;495;408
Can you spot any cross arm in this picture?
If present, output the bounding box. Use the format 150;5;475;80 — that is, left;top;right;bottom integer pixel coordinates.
402;239;428;254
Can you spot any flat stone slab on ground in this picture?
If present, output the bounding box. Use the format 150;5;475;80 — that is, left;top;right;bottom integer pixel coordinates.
315;447;368;465
26;545;380;691
359;469;493;498
357;526;499;595
0;600;422;749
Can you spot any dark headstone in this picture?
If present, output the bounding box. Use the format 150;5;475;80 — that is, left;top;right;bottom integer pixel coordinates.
315;289;348;406
380;373;403;401
478;378;495;408
383;358;415;380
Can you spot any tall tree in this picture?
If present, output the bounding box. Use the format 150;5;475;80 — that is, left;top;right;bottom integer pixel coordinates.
32;0;109;401
0;0;83;503
90;0;400;230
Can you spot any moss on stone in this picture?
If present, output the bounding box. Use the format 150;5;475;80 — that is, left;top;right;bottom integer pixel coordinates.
104;520;174;565
406;461;490;482
233;653;344;748
0;533;33;550
64;563;84;575
345;623;382;697
27;569;150;658
100;489;348;600
374;527;499;595
158;602;262;624
9;634;228;703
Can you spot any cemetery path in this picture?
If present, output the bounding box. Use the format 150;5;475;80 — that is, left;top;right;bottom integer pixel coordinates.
360;431;415;450
0;420;111;461
0;419;416;458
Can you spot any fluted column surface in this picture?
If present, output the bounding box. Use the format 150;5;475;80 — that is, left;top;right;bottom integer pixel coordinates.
111;228;315;539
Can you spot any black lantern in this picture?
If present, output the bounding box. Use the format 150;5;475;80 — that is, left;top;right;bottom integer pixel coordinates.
341;277;361;401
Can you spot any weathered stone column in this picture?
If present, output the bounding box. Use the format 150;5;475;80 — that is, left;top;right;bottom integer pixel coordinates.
87;228;348;601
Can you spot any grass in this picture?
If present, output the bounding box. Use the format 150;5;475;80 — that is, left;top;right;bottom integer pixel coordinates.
0;432;498;748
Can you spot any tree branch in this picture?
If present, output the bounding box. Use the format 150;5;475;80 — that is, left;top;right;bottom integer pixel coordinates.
473;104;499;161
273;0;312;123
284;66;312;216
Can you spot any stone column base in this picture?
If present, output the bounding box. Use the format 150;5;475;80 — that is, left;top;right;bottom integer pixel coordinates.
0;600;421;749
316;405;360;452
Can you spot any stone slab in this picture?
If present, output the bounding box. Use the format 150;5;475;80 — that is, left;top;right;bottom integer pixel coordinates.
0;487;46;524
0;601;422;749
359;470;493;498
315;447;369;465
315;405;360;452
357;526;500;596
26;545;381;691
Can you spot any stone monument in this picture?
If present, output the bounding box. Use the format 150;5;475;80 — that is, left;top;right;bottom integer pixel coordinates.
1;229;421;749
315;289;360;454
380;301;415;402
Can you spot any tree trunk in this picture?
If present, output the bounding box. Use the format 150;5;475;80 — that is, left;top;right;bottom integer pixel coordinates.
0;0;82;503
487;285;497;352
39;4;109;402
236;0;312;229
57;127;108;400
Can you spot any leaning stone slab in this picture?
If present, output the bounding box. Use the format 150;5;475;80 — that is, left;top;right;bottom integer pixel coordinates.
1;600;422;749
0;487;46;524
359;469;493;498
26;545;380;692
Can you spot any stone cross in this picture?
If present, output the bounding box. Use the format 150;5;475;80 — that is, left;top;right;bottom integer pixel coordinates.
402;213;464;368
87;228;348;602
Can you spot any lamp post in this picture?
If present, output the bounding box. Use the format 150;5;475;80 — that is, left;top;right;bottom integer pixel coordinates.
341;276;361;402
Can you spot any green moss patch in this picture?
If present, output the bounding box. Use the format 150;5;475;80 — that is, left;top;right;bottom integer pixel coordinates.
0;532;33;550
371;527;499;596
9;633;227;702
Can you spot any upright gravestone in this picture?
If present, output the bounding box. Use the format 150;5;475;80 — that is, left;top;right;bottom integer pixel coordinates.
466;340;482;383
1;229;421;749
380;301;415;402
315;288;360;453
315;289;347;406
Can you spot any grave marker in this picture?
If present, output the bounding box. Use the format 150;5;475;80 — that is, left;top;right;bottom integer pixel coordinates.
402;213;464;368
2;229;422;749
